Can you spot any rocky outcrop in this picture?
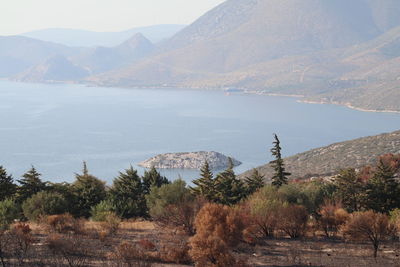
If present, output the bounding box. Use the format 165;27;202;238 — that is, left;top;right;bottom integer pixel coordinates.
138;151;241;169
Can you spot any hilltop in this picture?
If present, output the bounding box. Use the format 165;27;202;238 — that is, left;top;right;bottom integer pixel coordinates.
241;130;400;180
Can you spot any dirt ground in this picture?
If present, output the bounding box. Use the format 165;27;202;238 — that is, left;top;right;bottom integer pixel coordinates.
3;220;400;266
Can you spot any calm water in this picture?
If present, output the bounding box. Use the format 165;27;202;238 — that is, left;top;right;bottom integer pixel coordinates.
1;80;400;184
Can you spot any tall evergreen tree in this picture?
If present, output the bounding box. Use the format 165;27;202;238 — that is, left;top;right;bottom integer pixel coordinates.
365;159;400;213
190;160;215;201
0;166;17;201
334;168;365;212
214;165;246;205
270;134;290;187
72;162;106;218
245;168;265;195
109;166;147;218
142;166;169;195
17;166;46;203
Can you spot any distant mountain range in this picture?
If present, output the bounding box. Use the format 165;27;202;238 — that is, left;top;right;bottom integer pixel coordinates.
240;130;400;181
1;1;400;111
21;24;186;47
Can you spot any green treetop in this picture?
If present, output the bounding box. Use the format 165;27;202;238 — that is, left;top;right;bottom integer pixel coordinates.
0;166;17;201
17;165;46;203
142;166;169;195
190;160;215;201
109;166;147;218
245;168;265;195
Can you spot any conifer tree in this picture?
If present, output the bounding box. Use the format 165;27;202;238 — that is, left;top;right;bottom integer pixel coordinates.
334;168;365;212
270;134;290;187
142;166;169;195
72;162;106;218
0;166;16;201
214;164;246;205
190;160;215;201
245;168;265;195
17;166;46;203
365;159;400;213
109;166;147;218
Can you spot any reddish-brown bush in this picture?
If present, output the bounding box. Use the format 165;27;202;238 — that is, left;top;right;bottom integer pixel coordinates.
189;203;244;267
9;223;34;265
46;213;84;234
138;239;156;250
109;241;151;267
318;200;349;237
279;204;309;238
342;210;394;258
47;233;89;267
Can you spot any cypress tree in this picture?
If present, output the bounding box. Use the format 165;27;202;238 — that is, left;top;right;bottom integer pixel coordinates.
0;166;17;201
72;162;106;218
334;168;365;212
245;168;265;195
17;166;46;203
270;134;290;187
365;159;400;213
109;166;147;218
142;166;169;195
190;160;215;201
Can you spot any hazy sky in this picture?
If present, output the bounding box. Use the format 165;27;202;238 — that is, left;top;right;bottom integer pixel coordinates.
0;0;225;35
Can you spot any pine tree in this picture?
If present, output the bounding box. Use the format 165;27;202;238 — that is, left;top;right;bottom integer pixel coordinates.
109;166;147;218
72;162;106;218
245;168;265;195
365;159;400;213
142;166;169;195
0;166;17;201
190;160;215;201
214;165;246;205
334;168;366;212
270;134;290;187
17;166;46;203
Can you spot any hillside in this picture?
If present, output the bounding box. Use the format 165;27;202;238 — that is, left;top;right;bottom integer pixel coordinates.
88;0;400;111
240;130;400;180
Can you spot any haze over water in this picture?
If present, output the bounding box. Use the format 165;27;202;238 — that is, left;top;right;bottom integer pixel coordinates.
1;80;400;184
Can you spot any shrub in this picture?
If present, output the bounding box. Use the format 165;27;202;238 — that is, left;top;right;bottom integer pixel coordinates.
22;191;69;221
90;200;115;222
189;203;244;267
100;212;121;235
342;210;394;258
8;223;34;266
0;198;19;230
318;200;349;237
47;234;89;267
278;204;309;238
46;213;84;234
147;179;201;235
138;239;156;250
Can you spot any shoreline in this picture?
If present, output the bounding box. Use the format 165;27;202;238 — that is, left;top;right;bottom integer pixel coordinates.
3;79;400;114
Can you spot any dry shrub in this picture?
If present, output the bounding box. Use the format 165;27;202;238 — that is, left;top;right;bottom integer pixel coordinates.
47;233;89;267
109;241;151;267
279;204;309;238
342;210;394;258
189;203;245;267
8;223;34;265
100;212;121;236
46;213;84;234
138;239;156;250
159;233;191;264
318;200;349;237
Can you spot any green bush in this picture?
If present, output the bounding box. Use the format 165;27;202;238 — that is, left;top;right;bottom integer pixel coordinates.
90;200;116;222
0;198;19;230
22;191;69;221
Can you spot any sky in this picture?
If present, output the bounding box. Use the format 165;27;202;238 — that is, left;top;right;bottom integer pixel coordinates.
0;0;225;35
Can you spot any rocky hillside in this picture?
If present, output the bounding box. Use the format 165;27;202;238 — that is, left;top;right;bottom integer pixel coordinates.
240;130;400;180
88;0;400;112
138;151;241;169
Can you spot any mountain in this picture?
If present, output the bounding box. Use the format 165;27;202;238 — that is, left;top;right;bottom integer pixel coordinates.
72;33;154;74
14;55;89;82
0;36;84;77
89;0;400;111
240;130;400;181
21;24;185;47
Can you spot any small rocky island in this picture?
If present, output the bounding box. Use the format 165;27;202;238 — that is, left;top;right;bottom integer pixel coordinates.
138;151;241;170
